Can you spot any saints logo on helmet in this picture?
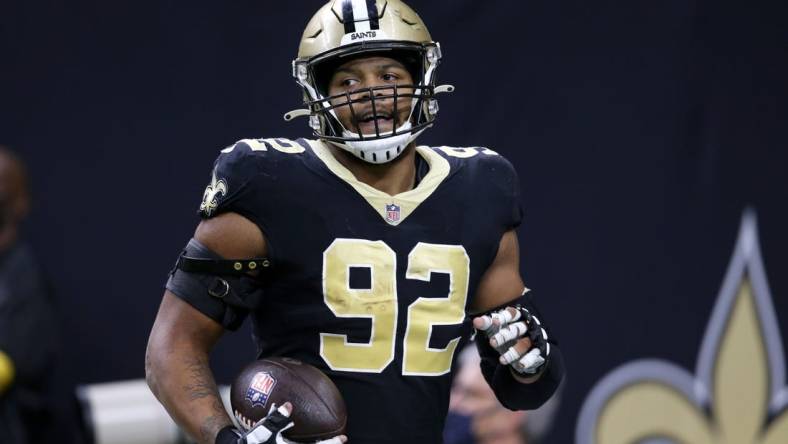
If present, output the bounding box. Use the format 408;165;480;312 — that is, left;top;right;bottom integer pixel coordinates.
284;0;455;164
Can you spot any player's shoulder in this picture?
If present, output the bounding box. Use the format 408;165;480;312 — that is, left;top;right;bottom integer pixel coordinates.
199;137;316;219
211;137;313;177
216;137;312;162
425;145;518;180
427;145;522;225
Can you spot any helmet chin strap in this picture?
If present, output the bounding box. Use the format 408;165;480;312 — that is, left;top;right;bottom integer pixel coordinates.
333;121;426;164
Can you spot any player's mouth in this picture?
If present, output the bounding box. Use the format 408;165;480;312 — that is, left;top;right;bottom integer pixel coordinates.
355;111;395;135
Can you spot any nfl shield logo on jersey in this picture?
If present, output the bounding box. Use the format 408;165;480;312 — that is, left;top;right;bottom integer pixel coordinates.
245;372;277;408
385;203;401;223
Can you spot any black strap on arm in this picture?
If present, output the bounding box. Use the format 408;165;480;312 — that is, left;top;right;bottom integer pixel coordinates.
176;255;272;275
166;239;271;330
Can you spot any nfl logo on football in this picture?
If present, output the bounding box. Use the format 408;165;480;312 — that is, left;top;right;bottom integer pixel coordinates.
245;372;277;408
385;203;401;223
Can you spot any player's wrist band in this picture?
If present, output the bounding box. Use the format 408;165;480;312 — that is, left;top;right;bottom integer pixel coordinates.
216;425;244;444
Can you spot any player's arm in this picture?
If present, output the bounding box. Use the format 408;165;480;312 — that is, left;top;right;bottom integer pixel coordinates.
469;229;565;410
146;212;266;443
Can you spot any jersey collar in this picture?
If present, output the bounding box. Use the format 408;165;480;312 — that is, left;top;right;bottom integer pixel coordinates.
304;139;451;226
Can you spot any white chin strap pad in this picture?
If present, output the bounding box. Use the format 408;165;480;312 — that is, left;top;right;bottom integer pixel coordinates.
336;121;418;164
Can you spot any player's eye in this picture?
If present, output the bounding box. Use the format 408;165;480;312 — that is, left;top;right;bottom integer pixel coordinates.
381;73;399;82
340;78;359;88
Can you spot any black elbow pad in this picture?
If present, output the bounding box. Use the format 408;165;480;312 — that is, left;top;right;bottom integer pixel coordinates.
165;239;269;330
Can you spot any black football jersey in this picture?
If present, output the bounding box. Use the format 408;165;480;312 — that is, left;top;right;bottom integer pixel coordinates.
186;137;522;443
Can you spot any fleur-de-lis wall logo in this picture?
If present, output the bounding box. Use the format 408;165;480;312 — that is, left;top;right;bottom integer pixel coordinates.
576;211;788;444
199;169;227;217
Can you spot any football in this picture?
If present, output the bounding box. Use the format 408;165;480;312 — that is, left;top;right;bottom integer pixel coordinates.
230;357;347;441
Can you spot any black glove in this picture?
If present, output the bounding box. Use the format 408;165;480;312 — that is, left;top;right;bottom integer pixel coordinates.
474;303;550;375
216;403;346;444
216;403;293;444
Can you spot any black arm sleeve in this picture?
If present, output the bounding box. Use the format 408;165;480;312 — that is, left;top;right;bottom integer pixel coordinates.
476;335;564;410
474;292;565;410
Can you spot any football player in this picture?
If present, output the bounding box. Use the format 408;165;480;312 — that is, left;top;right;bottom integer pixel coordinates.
145;1;565;443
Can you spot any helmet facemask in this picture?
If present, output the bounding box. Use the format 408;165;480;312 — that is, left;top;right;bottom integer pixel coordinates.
285;0;454;164
287;41;450;164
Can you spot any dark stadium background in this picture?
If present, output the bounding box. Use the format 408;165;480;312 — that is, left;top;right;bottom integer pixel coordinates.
3;0;788;442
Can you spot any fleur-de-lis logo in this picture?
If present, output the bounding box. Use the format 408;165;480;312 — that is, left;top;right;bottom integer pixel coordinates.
199;169;227;217
576;211;788;444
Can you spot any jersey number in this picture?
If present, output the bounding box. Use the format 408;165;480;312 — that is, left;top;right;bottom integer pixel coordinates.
320;239;469;376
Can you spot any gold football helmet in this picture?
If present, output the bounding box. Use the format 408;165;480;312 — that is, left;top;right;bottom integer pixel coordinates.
284;0;454;164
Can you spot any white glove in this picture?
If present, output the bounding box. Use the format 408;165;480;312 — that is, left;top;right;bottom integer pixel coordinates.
473;304;550;375
241;402;347;444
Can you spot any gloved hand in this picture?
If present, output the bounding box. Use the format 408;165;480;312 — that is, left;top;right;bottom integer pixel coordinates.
216;402;347;444
472;304;550;375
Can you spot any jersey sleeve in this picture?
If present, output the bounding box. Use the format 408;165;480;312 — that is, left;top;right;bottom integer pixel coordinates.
198;140;262;223
166;140;270;330
502;156;524;229
478;151;524;230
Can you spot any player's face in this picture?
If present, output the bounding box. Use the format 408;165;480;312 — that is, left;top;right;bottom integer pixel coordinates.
327;56;414;136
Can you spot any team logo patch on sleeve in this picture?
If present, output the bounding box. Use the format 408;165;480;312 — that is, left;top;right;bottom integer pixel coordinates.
245;371;277;408
200;169;227;217
385;203;401;223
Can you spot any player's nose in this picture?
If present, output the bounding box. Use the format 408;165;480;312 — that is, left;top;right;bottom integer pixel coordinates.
355;74;390;96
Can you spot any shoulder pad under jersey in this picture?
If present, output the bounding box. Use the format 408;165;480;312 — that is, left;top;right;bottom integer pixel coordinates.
431;145;523;229
198;137;308;219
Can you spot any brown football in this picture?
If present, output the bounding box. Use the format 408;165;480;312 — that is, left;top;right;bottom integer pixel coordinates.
230;357;347;441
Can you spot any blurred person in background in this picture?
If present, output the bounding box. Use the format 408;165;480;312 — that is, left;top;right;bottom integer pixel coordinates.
0;146;58;443
445;346;561;444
